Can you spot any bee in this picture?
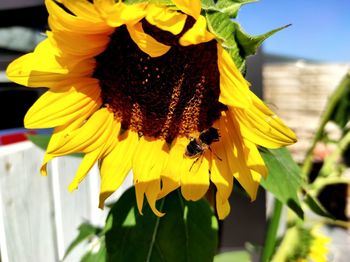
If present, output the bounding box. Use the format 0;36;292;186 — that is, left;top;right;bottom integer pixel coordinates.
185;127;221;171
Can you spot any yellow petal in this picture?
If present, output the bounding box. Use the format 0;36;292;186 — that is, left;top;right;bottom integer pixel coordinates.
68;136;117;192
133;137;168;215
217;44;252;108
93;0;114;17
46;0;112;34
68;149;103;192
221;112;260;200
24;78;101;128
40;113;94;177
145;180;165;217
231;92;297;148
216;193;231;220
47;30;109;58
99;131;139;208
179;16;214;46
67;116;120;192
100;2;147;27
243;138;268;178
62;0;102;22
145;4;187;35
6;39;95;88
181;148;210;201
172;0;201;19
48;108;118;155
127;23;171;57
158;138;186;199
210;123;233;202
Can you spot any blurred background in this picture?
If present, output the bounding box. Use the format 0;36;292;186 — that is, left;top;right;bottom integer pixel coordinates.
0;0;349;261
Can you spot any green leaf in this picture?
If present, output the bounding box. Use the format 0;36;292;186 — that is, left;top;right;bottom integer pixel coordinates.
201;0;216;9
259;148;304;219
26;134;51;151
81;239;107;262
304;193;334;219
328;74;350;128
63;223;101;261
104;187;218;262
214;250;251;262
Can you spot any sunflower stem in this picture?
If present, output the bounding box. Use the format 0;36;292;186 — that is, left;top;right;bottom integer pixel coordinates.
261;198;283;262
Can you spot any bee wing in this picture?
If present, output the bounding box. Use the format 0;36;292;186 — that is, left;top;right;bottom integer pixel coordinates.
188;154;205;174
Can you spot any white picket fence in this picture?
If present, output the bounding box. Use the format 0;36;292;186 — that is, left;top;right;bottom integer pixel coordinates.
0;141;132;262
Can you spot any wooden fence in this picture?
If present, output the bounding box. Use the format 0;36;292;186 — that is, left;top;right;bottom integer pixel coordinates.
263;61;350;162
0;141;132;262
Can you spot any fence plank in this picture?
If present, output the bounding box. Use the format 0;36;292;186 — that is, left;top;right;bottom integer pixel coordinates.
53;155;96;262
0;142;57;262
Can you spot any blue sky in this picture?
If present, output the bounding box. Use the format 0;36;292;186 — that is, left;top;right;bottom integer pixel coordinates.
237;0;350;62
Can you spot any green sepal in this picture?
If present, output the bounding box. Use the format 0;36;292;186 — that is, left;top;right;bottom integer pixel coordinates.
206;11;289;73
202;0;258;18
235;22;291;58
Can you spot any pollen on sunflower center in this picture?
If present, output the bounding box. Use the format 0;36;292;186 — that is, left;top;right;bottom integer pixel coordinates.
93;20;225;143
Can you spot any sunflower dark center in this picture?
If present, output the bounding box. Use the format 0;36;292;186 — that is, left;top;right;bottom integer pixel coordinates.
93;19;225;143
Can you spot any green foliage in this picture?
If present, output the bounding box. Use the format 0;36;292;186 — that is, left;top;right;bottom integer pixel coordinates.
259;148;304;219
328;74;350;128
304;193;334;219
64;223;102;260
80;240;107;262
67;187;218;262
214;250;251;262
105;187;218;262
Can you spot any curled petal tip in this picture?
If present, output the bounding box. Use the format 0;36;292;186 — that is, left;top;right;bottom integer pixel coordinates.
68;183;78;192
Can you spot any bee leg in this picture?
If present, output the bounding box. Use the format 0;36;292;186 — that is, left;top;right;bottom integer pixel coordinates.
209;147;222;161
189;160;196;172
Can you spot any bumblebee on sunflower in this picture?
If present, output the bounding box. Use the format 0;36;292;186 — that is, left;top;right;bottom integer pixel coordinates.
6;0;297;219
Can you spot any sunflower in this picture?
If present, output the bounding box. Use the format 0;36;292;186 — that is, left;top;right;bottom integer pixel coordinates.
6;0;296;219
272;224;330;262
305;226;330;262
